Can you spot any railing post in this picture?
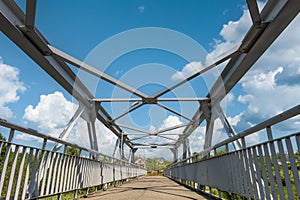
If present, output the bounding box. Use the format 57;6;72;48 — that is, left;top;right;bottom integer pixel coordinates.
225;143;229;153
266;126;273;140
74;149;82;199
8;129;15;142
241;137;246;149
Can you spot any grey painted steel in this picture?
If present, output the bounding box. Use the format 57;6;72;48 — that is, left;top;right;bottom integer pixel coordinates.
277;139;294;199
0;0;132;151
246;0;261;24
0;124;146;199
92;97;209;102
25;0;37;27
49;45;148;99
157;103;192;122
165;106;300;199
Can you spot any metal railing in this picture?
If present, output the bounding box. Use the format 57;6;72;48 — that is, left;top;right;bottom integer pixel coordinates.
164;104;300;200
0;120;146;200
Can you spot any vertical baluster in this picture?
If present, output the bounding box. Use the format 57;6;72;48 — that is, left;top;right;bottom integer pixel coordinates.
285;137;300;196
247;148;259;200
46;152;56;195
257;145;271;200
269;140;285;199
5;145;20;200
21;148;34;200
40;151;51;196
13;146;27;200
252;147;264;199
0;142;12;195
277;139;294;200
51;153;60;194
263;144;278;200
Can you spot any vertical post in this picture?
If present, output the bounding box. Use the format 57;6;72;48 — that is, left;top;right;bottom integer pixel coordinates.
241;137;246;149
266;126;273;141
131;148;137;163
170;148;178;162
182;139;186;160
8;129;15;142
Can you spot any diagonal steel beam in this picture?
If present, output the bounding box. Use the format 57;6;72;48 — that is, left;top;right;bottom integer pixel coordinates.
156;123;188;135
157;97;210;102
49;45;148;99
157;135;177;142
209;0;300;104
0;1;133;150
156;103;192;122
117;124;151;135
177;0;300;149
93;98;142;102
128;135;150;142
152;46;239;98
111;102;144;122
25;0;36;28
246;0;261;24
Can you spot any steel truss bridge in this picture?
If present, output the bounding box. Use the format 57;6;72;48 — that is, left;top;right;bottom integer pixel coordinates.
0;0;299;199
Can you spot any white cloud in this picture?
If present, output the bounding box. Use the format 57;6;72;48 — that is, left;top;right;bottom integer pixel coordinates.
171;61;204;81
0;59;26;118
202;1;300;142
21;91;117;155
23;91;76;134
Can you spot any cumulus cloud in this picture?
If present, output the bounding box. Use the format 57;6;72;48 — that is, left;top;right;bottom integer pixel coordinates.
0;58;26;118
203;1;300;144
23;91;76;134
171;61;204;81
21;91;117;155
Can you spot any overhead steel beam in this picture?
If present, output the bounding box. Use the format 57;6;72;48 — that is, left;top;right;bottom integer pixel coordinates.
25;0;36;28
209;0;300;104
111;102;144;122
128;135;150;142
0;0;133;150
0;3;91;107
156;103;192;122
92;97;209;102
152;46;239;98
117;124;151;134
49;45;148;99
246;0;261;24
157;135;177;142
155;123;188;135
93;98;142;102
178;0;300;149
175;108;205;148
157;97;210;102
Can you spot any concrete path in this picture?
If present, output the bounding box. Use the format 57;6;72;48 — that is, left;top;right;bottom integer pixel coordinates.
82;176;208;200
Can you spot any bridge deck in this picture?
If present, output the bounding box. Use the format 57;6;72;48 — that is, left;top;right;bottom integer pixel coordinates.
82;176;208;200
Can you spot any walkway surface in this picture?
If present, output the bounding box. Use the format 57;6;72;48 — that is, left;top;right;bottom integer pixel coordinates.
82;176;208;200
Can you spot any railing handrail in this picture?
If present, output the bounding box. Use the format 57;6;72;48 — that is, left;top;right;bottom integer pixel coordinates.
169;104;300;167
0;120;143;168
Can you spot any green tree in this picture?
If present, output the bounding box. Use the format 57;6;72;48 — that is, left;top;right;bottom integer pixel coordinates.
0;132;6;141
67;146;80;156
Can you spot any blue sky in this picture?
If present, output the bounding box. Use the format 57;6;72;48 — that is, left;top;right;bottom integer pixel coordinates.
0;1;299;160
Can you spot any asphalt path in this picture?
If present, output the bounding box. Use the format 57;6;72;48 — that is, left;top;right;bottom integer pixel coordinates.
82;176;208;200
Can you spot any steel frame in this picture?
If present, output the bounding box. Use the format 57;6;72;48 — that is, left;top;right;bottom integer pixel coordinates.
0;0;299;160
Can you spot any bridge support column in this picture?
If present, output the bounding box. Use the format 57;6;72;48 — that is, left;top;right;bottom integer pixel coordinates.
182;138;190;160
216;104;241;150
130;148;138;163
170;148;178;162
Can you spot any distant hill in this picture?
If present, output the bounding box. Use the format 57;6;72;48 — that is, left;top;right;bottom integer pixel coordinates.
145;158;172;171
